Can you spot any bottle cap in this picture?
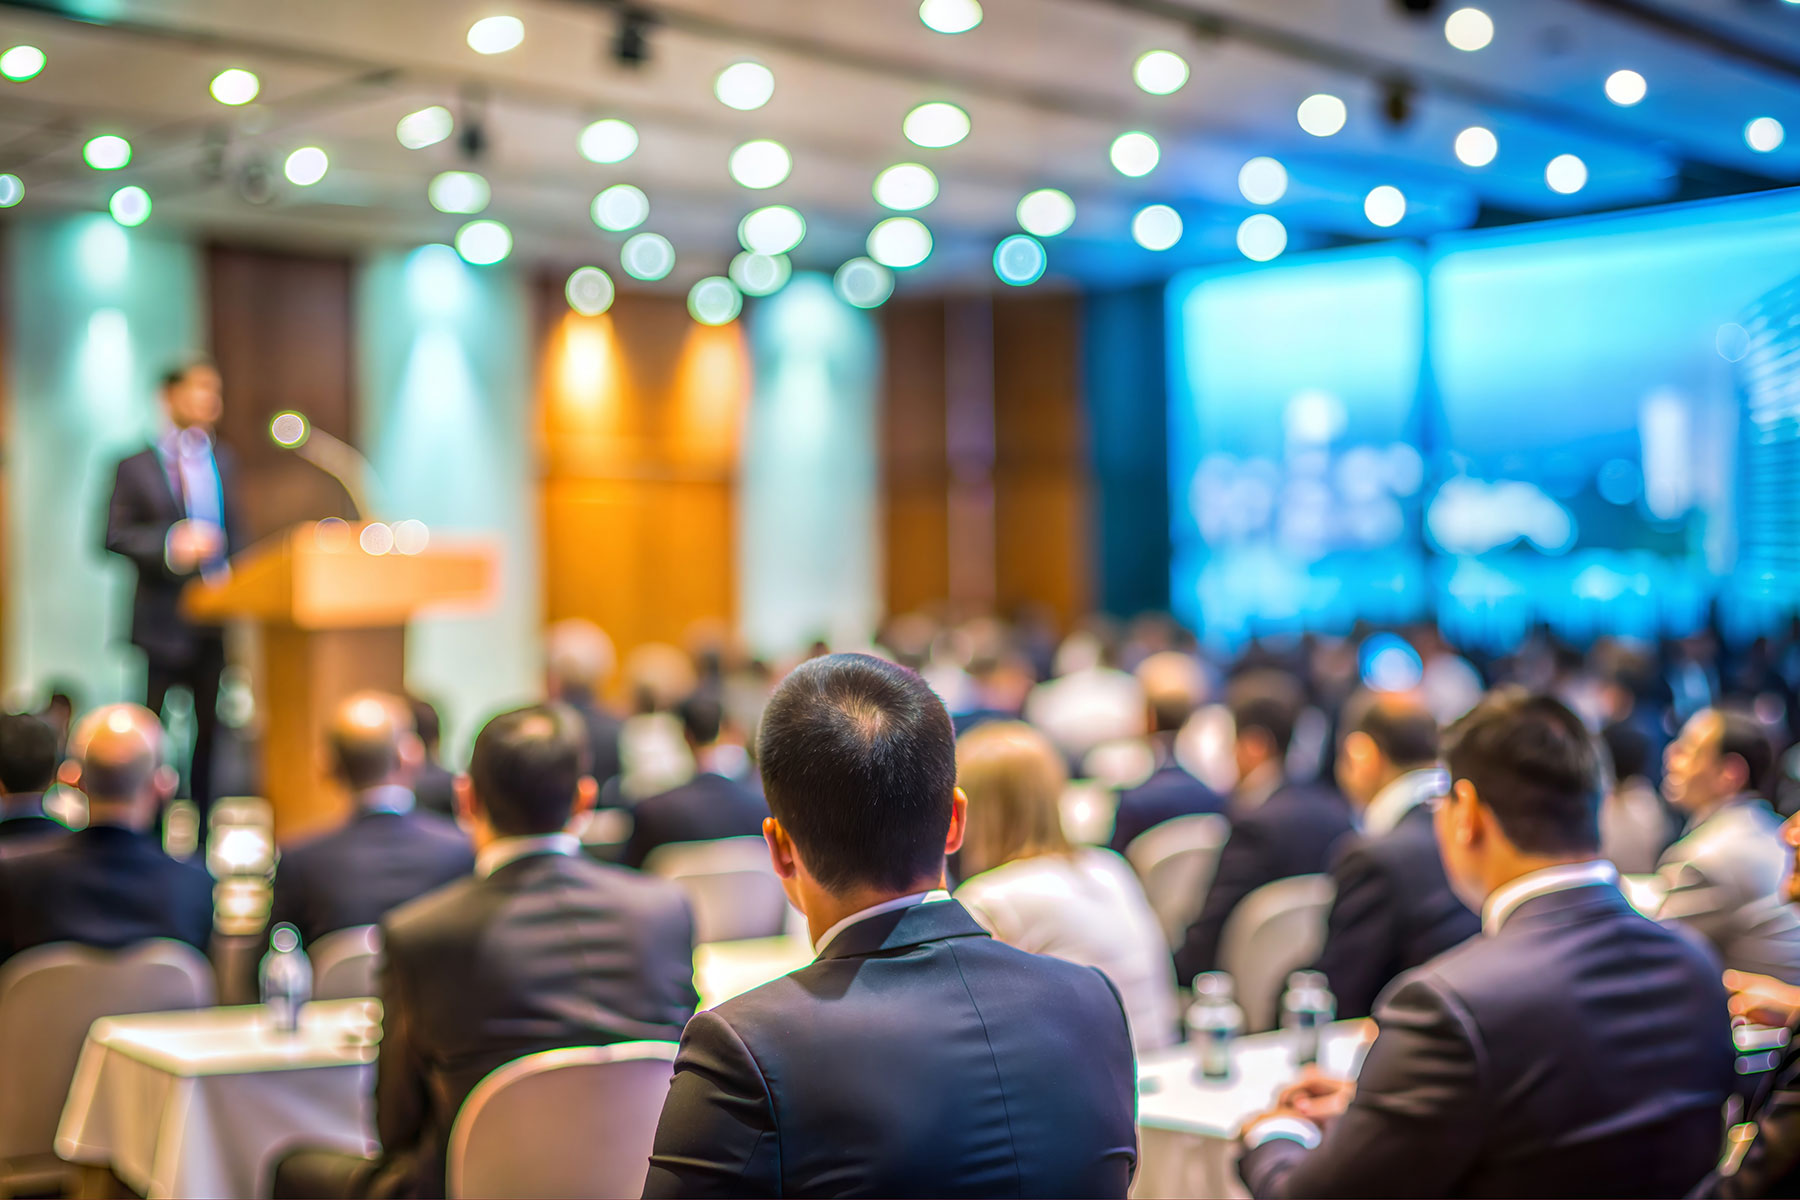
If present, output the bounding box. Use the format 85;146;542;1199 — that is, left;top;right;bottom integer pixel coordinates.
1288;970;1327;990
1193;971;1234;1000
270;923;301;954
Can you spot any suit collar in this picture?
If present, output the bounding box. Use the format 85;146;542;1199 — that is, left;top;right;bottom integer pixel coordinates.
816;897;990;961
1482;859;1621;935
0;792;47;822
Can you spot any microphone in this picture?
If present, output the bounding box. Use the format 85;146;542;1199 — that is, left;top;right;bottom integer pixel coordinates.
269;411;382;520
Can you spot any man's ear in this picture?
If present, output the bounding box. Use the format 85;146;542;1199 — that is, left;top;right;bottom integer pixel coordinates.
1452;777;1482;847
454;774;477;828
572;776;599;821
764;816;799;881
944;787;968;855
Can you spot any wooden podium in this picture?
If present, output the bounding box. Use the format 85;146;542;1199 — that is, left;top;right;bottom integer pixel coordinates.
184;521;497;843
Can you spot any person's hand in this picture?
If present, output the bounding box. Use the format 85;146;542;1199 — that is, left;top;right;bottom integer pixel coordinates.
167;520;223;572
1275;1068;1356;1124
1782;813;1800;904
1725;969;1800;1028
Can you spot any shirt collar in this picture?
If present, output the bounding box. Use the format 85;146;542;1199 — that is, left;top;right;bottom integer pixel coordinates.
476;832;579;878
1686;792;1763;834
355;784;415;815
813;889;952;954
1482;859;1619;936
1362;767;1450;837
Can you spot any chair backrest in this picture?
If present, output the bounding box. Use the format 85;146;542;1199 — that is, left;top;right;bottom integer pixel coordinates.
310;924;383;1001
0;940;215;1160
1218;874;1336;1033
1058;781;1119;847
643;836;789;943
447;1041;679;1199
1125;813;1231;949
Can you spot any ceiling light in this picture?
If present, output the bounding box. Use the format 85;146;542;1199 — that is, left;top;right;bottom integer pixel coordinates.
835;257;894;308
429;171;490;214
904;102;970;149
739;204;805;254
1297;93;1347;137
688;276;743;325
715;62;774;111
566;266;615;316
874;163;938;211
1;45;45;81
1444;8;1493;51
1016;188;1075;237
455;219;512;265
1604;69;1646;107
993;235;1046;286
1131;204;1182;251
1237;156;1287;205
109;185;150;227
397;106;453;150
467;16;524;55
919;0;982;34
579;119;638;164
209;68;259;106
83;135;131;170
1546;153;1588;193
621;232;675;281
1237;213;1287;261
1109;131;1160;177
1454;125;1497;166
592;184;649;231
284;146;328;186
1747;117;1785;153
868;216;932;268
1364;185;1406;227
730;252;790;297
728;140;791;189
0;174;20;207
1133;50;1189;96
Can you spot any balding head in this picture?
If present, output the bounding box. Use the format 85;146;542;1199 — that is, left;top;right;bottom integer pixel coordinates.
328;691;418;792
70;704;172;827
1336;689;1441;809
1136;651;1204;735
546;619;615;697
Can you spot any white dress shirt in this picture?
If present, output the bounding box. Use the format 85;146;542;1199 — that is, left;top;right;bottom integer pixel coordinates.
814;889;951;954
476;832;580;879
1481;859;1619;936
355;784;416;815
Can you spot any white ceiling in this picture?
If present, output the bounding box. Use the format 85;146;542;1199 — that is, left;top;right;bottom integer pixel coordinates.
2;0;1798;291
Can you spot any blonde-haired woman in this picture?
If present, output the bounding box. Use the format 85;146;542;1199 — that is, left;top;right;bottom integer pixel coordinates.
955;721;1178;1051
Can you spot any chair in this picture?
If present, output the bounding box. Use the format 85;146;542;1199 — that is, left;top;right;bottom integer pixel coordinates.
1218;874;1336;1033
446;1041;679;1199
0;940;215;1195
643;837;790;943
1125;813;1231;950
310;924;383;1001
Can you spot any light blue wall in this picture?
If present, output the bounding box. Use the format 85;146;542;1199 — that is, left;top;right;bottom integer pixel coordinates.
4;215;204;705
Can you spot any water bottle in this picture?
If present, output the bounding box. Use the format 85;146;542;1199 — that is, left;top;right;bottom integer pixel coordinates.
1281;970;1336;1068
260;922;313;1034
1185;972;1244;1082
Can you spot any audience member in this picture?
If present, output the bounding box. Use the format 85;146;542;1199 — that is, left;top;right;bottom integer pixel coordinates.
0;704;212;964
0;712;64;844
274;703;698;1200
1655;706;1800;983
1173;669;1354;985
405;695;456;819
645;654;1138;1197
623;692;768;870
545;618;623;788
269;692;473;949
1107;651;1225;855
1237;692;1734;1198
1600;718;1675;874
954;720;1177;1050
1311;690;1478;1020
1024;630;1145;768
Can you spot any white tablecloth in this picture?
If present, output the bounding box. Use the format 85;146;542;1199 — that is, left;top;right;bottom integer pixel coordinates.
56;1001;380;1200
1133;1021;1374;1199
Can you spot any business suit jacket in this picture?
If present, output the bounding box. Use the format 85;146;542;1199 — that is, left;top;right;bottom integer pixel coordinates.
644;899;1139;1198
0;794;65;846
376;849;697;1198
1656;797;1800;983
1107;760;1227;856
563;692;624;788
105;444;245;665
1312;804;1480;1019
1704;1018;1800;1198
412;763;457;820
270;806;473;948
1240;884;1736;1198
1174;782;1354;985
623;772;769;870
0;824;213;965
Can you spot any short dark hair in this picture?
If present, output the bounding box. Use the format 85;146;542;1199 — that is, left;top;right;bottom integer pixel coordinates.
1443;690;1601;857
0;713;57;794
329;726;401;791
1714;706;1774;798
408;695;442;751
679;692;724;746
160;358;214;391
468;704;586;837
1228;669;1304;756
757;653;957;893
1342;690;1438;768
1601;721;1651;784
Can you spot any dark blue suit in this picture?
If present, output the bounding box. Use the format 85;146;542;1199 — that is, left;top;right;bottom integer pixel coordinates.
623;772;768;870
1240;883;1735;1198
644;899;1138;1198
270;806;473;948
0;794;65;848
1108;761;1226;855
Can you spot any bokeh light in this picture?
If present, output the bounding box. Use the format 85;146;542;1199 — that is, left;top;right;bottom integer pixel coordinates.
1604;69;1646;106
730;251;790;297
284;146;328;186
209;68;259;105
1364;184;1406;227
868;216;933;268
1237;156;1287;205
728;139;792;189
1297;93;1347;137
397;106;453;150
565;265;615;316
1;45;45;81
993;234;1046;286
834;257;894;308
360;522;395;555
467;15;524;54
1444;7;1493;51
109;185;151;227
591;183;649;231
429;171;490;214
1747;117;1785;153
1455;125;1497;166
1546;152;1588;193
919;0;982;34
578;118;638;164
1016;188;1075;237
715;61;774;111
1236;213;1287;261
454;219;511;265
873;163;938;210
393;520;430;556
270;411;309;447
621;232;675;281
688;276;743;326
1109;131;1159;177
739;204;805;254
903;102;970;148
1131;204;1182;250
0;174;21;208
84;135;131;170
1133;50;1189;96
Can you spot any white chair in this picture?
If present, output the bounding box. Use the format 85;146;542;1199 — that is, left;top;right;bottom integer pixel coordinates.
1125;813;1231;950
1218;874;1336;1033
446;1041;678;1199
1058;781;1120;847
310;925;383;1001
0;940;215;1194
643;837;790;943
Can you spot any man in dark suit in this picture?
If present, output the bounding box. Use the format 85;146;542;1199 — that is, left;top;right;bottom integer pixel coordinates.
0;704;212;965
274;703;697;1200
623;692;767;870
1311;690;1479;1019
644;653;1138;1198
405;695;457;820
546;618;623;789
1237;692;1735;1198
0;712;65;845
270;692;472;948
104;361;244;820
1174;669;1353;985
1108;651;1225;855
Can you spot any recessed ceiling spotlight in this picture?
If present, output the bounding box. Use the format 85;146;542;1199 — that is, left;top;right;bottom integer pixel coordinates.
1237;213;1287;261
397;106;453;150
109;185;151;226
284;146;328;186
1747;116;1785;153
621;232;675;281
0;44;45;81
1016;188;1075;237
1454;125;1497;166
1109;131;1160;177
1237;157;1287;205
904;102;970;148
467;16;524;55
919;0;982;34
993;234;1047;286
873;163;938;210
455;219;512;265
84;135;131;170
1297;93;1347;137
1604;69;1646;106
835;257;894;309
1131;204;1183;251
210;68;259;106
566;266;615;316
591;184;649;231
1133;50;1189;96
1444;7;1493;51
1546;152;1588;193
429;171;490;214
728;140;792;189
1364;184;1406;227
868;217;933;268
578;118;638;164
715;61;774;111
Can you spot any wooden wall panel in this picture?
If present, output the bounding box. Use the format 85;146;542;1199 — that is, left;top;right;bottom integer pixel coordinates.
880;298;951;617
